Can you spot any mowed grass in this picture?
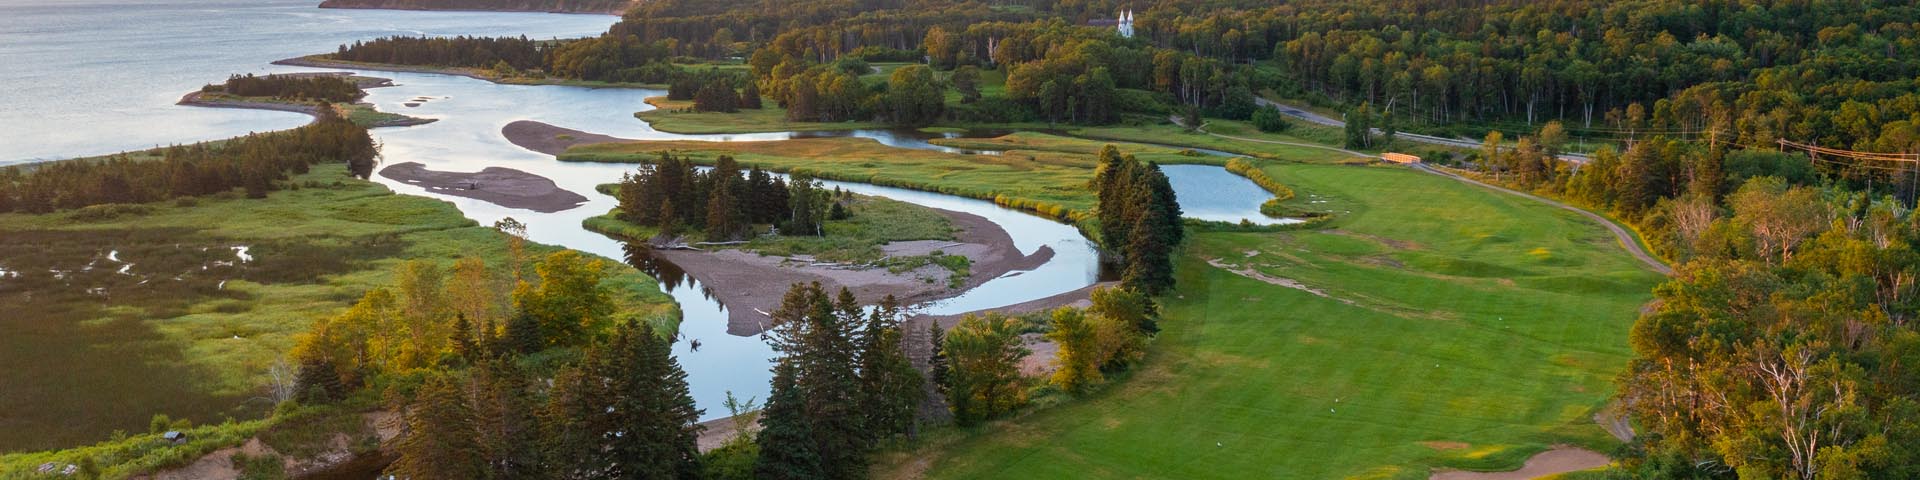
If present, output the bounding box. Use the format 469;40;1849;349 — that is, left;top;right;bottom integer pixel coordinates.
0;169;672;454
636;96;889;134
884;161;1660;479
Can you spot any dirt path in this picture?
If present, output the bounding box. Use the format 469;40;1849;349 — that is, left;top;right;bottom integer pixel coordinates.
1413;164;1671;275
1429;446;1610;480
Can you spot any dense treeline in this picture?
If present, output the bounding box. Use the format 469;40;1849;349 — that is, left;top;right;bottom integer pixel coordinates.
209;74;363;103
614;153;850;241
1467;120;1920;478
1235;0;1920;150
330;34;684;84
326;0;1920;150
1093;146;1182;294
332;35;547;71
0;109;377;214
1610;177;1920;479
317;0;636;15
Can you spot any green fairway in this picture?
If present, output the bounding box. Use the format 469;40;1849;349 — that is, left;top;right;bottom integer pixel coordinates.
885;161;1659;479
0;169;672;455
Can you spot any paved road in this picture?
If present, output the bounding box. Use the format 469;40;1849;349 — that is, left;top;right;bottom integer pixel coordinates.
1173;112;1673;275
1257;98;1591;163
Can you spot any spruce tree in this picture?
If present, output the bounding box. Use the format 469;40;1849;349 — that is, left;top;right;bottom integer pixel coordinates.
858;296;924;443
470;356;543;479
387;375;488;480
927;322;949;400
754;362;822;480
544;321;703;480
503;312;542;355
294;357;345;405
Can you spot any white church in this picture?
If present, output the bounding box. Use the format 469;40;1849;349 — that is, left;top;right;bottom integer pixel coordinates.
1090;10;1136;38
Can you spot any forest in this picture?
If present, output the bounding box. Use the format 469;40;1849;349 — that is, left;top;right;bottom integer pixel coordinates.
612;153;850;241
0;108;377;213
206;74;364;103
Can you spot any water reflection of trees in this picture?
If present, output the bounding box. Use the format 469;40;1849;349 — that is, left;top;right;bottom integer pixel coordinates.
619;242;722;309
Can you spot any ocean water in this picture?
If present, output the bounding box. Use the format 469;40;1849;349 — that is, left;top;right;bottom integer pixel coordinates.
0;0;614;163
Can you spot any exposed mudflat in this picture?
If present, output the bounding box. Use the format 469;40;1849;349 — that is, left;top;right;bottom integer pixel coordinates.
655;207;1053;337
502;119;628;155
377;161;588;213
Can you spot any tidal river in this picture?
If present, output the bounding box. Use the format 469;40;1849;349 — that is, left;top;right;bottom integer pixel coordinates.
3;0;1288;419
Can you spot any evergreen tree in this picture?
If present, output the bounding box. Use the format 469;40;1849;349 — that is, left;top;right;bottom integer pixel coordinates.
470;356;543;479
740;81;764;109
293;357;345;405
857;296;924;443
754;362;822;480
449;313;477;363
694;78;740;113
387;375;488;480
503;312;542;355
760;283;869;478
1093;146;1140;257
927;321;950;400
544;321;703;480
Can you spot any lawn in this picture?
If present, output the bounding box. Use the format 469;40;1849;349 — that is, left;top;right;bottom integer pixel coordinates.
878;161;1661;479
0;168;672;456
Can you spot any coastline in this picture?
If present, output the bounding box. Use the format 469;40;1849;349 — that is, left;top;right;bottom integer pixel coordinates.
175;72;437;129
273;55;666;90
316;0;633;15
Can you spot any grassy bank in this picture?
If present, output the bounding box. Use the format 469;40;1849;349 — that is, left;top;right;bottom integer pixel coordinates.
878;157;1659;479
582;192;959;264
561;137;1100;220
187;91;429;129
0;169;672;464
636;96;890;134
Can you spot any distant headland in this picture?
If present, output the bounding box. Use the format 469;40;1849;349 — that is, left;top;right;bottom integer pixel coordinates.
316;0;637;15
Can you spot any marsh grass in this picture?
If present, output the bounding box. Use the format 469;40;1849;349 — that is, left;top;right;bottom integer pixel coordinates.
0;169;671;460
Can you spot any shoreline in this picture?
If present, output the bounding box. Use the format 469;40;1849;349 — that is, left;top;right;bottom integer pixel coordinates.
175;72;437;128
315;0;632;15
273;55;665;90
376;161;589;213
639;206;1054;337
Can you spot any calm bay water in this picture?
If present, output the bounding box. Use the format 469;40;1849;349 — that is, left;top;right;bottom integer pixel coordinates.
0;0;614;163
